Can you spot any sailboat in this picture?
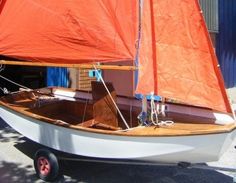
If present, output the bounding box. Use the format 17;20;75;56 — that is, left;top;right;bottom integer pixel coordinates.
0;0;236;181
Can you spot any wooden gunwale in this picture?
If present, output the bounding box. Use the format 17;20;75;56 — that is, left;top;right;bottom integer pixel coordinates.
1;97;236;137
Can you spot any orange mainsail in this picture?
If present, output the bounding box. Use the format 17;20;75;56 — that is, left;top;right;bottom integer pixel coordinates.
136;0;231;113
0;0;138;63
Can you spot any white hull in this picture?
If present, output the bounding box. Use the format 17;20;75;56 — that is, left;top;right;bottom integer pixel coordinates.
1;105;236;164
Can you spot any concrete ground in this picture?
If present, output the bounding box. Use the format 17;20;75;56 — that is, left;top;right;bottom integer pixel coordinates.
227;88;236;104
0;118;236;183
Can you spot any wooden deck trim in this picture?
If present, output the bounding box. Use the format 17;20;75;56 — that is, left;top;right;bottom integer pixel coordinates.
1;99;236;137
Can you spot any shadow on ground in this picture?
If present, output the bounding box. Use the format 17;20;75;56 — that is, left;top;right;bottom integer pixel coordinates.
0;161;38;183
0;118;234;183
61;161;234;183
0;118;23;143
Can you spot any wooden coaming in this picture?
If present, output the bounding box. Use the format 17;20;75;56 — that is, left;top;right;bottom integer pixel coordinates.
1;90;236;137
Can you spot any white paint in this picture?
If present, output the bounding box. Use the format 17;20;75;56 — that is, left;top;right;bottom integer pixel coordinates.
1;105;236;164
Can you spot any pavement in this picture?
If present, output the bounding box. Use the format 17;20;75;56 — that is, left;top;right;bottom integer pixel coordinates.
0;117;236;183
227;88;236;104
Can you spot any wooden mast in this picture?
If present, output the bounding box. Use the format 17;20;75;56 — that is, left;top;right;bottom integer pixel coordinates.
0;60;137;71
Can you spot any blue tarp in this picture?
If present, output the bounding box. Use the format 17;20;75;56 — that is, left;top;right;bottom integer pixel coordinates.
47;67;68;87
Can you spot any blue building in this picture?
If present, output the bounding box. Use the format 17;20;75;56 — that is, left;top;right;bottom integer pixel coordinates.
200;0;236;89
217;0;236;89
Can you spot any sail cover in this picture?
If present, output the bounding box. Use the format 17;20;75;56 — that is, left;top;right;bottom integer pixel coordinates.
136;0;232;113
0;0;138;63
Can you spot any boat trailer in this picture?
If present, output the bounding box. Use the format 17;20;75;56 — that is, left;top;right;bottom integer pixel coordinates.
33;148;236;182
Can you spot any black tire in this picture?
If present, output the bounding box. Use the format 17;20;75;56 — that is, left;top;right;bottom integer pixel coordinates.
34;149;61;182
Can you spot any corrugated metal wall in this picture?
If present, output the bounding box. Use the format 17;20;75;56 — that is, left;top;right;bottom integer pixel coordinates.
47;68;68;87
217;0;236;88
199;0;219;32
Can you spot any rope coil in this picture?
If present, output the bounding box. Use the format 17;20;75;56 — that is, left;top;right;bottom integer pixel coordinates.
138;93;174;127
150;93;174;126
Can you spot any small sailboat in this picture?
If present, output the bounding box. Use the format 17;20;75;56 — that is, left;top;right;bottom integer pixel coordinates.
0;0;236;181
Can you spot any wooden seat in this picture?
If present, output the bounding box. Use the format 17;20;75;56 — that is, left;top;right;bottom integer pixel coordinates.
79;119;121;130
91;81;119;129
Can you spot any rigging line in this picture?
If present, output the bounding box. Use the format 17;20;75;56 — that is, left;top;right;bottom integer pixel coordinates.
93;64;130;129
150;93;174;127
150;0;158;94
0;64;5;73
0;87;9;94
134;0;143;67
0;74;31;90
129;101;133;128
134;0;143;89
82;90;90;123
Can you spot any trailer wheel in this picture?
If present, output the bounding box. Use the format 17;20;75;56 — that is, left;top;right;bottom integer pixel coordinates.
34;149;60;182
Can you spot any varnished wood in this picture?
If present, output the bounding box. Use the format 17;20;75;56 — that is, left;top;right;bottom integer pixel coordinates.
1;89;236;136
0;60;137;71
91;81;118;128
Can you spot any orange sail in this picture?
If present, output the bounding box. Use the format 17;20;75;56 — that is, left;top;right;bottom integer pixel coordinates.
0;0;138;63
0;0;232;113
136;0;232;113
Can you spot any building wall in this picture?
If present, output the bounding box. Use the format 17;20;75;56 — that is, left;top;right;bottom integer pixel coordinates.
199;0;219;33
200;0;236;89
216;0;236;88
199;0;218;49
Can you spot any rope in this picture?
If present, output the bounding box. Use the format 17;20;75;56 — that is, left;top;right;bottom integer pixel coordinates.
0;87;10;94
134;0;143;67
0;74;31;90
93;64;130;129
129;101;133;127
150;93;159;125
0;64;5;73
134;0;144;88
0;65;11;94
150;93;174;127
82;90;90;123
